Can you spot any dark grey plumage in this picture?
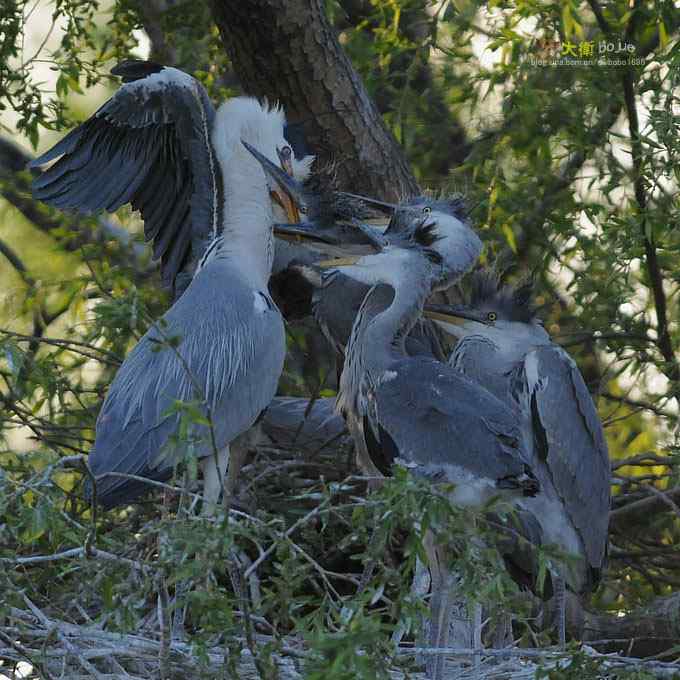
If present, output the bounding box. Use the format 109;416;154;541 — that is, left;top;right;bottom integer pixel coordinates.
327;210;537;501
30;61;221;293
325;213;535;677
261;396;350;451
363;355;538;498
431;271;611;591
281;194;478;361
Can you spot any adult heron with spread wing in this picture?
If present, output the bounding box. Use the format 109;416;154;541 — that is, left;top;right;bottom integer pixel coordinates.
30;60;313;510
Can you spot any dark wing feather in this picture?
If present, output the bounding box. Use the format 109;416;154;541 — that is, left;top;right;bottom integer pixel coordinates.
525;345;610;571
30;61;221;292
372;358;533;487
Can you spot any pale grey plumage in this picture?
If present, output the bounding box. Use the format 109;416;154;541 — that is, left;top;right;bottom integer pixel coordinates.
30;63;310;510
88;258;285;508
431;271;610;592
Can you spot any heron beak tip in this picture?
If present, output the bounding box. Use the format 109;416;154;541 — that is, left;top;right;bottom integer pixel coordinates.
317;256;361;269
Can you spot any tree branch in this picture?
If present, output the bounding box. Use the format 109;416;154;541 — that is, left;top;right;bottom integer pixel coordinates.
621;67;680;399
0;136;150;276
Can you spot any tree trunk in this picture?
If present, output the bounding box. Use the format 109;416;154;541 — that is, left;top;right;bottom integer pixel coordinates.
210;0;419;201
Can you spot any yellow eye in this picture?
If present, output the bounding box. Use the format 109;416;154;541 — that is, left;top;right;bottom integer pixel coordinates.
487;311;497;322
422;206;432;214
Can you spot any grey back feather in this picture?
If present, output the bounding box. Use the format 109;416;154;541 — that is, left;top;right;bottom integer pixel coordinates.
87;260;285;507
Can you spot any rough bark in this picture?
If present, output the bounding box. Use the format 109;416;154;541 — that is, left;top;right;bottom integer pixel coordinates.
210;0;419;201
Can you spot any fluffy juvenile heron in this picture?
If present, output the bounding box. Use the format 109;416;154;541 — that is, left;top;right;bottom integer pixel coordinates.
425;272;611;644
258;156;483;373
318;209;538;679
30;60;313;509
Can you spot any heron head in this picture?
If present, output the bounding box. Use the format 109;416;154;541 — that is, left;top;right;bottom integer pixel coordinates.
391;195;482;290
217;98;314;223
425;270;548;345
314;212;443;289
242;139;312;225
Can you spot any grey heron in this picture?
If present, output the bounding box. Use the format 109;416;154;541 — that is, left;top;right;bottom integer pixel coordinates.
425;271;611;644
308;195;479;359
316;209;538;678
29;60;313;509
30;60;313;297
256;154;483;379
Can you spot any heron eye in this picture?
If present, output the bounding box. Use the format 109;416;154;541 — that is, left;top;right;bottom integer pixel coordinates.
422;206;432;215
280;145;292;159
487;311;497;322
299;205;308;215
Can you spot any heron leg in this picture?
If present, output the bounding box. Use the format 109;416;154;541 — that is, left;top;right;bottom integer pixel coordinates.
224;425;261;507
554;575;566;648
424;535;471;680
392;555;431;662
427;567;455;680
490;610;513;648
472;601;483;675
200;445;229;516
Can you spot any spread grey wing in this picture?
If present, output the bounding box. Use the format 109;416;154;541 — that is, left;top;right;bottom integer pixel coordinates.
525;345;610;570
88;269;285;507
371;359;534;491
30;60;221;292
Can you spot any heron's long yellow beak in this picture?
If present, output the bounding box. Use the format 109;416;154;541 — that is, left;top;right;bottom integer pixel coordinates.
423;310;467;326
271;147;299;223
270;189;300;223
317;256;361;269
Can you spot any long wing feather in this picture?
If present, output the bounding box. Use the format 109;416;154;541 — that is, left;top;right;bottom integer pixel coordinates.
30;60;222;293
372;358;535;493
525;345;610;571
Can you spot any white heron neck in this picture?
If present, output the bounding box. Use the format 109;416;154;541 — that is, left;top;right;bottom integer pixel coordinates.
219;155;275;289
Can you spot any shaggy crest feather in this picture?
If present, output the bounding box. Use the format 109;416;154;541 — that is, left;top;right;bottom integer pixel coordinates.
467;269;536;323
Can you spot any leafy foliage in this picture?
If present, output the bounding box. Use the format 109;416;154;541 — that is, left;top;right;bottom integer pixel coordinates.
0;0;679;678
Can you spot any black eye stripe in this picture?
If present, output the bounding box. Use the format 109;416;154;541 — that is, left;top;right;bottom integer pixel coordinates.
413;221;441;247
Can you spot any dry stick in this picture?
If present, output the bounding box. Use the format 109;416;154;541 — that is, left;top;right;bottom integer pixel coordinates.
22;594;106;680
643;484;680;521
243;495;333;579
0;629;58;680
1;546;151;572
612;452;680;470
157;576;172;680
0;329;123;364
